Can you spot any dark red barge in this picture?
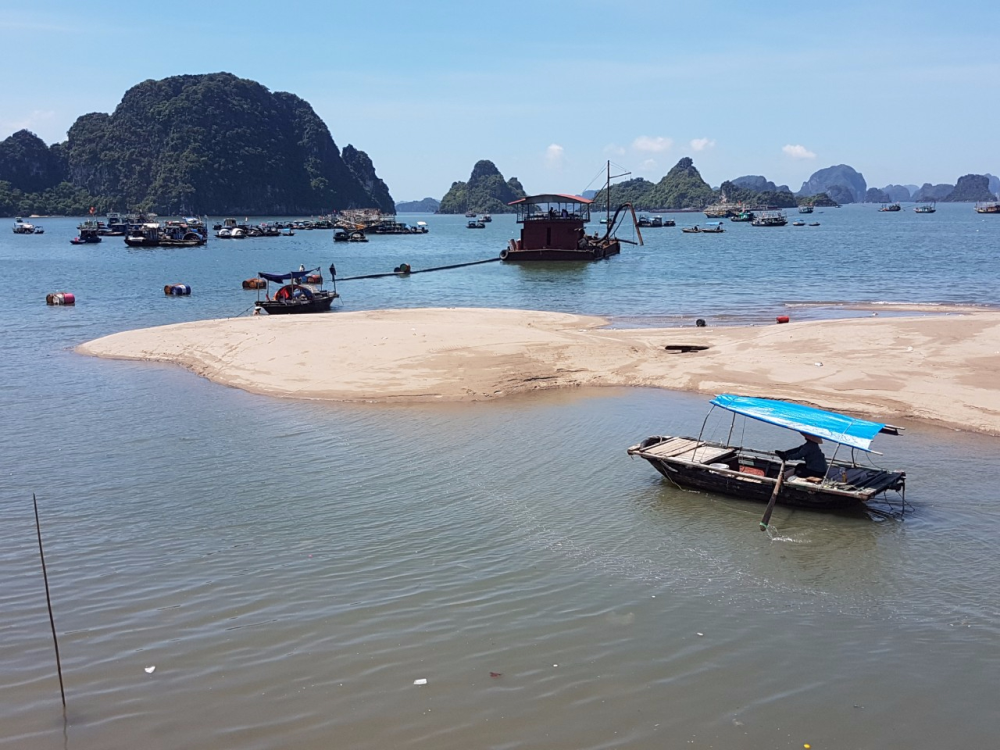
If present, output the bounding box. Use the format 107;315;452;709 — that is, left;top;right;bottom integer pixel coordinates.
501;194;629;262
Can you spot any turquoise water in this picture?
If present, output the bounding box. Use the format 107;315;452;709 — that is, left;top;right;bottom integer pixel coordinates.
2;205;999;749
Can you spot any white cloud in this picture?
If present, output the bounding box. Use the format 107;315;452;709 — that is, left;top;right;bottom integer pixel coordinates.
1;109;56;136
783;144;817;160
545;143;565;169
639;159;658;172
690;138;715;152
603;143;626;156
632;135;673;153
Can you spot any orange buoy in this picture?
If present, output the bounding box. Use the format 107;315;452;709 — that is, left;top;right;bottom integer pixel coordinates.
776;315;790;324
46;292;75;305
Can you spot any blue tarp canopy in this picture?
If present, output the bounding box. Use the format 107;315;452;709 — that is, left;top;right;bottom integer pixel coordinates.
258;268;319;283
710;394;887;452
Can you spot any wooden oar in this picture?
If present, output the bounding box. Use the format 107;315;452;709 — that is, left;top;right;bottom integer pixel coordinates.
760;461;786;531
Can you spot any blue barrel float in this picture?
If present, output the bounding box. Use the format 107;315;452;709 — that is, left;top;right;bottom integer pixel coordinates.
164;284;191;296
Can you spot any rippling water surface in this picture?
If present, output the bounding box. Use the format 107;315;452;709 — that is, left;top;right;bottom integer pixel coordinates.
2;206;999;749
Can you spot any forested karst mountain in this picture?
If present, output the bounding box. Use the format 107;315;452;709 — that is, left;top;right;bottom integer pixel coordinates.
0;130;64;193
881;184;912;202
590;178;656;210
645;158;715;209
730;175;790;193
719;180;797;208
396;197;440;212
943;174;995;202
797;165;867;203
911;183;955;202
0;73;393;215
438;160;526;214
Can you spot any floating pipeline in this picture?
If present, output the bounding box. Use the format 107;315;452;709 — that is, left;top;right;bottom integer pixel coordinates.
333;257;501;282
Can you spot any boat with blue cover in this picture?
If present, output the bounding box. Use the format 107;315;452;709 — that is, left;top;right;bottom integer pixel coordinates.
627;394;906;513
254;267;339;315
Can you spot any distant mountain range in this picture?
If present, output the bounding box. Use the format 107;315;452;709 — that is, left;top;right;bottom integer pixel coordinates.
396;197;440;212
0;72;394;216
429;158;998;212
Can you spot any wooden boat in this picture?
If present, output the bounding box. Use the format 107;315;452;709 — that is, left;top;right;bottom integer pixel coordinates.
798;205;814;214
914;203;936;214
791;220;806;226
627;394;906;515
480;214;492;222
751;211;788;227
808;222;821;226
501;162;642;262
253;268;339;315
701;222;725;233
348;230;368;242
467;220;486;229
124;222;163;247
878;202;902;212
71;220;102;244
681;225;701;233
974;201;999;214
501;195;638;262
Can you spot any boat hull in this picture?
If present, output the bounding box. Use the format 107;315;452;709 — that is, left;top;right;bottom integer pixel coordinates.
255;292;337;315
500;240;620;262
628;436;905;512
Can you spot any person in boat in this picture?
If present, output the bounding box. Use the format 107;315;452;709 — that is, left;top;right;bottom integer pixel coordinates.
775;433;828;481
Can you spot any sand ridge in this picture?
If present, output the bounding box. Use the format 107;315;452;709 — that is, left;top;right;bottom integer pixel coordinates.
76;307;1000;434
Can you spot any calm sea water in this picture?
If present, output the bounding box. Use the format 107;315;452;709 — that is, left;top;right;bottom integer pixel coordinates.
2;205;999;749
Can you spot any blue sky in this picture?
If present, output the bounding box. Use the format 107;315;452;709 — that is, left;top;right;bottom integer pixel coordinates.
3;0;998;200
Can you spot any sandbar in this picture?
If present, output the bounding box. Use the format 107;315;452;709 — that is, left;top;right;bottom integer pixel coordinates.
77;307;1000;434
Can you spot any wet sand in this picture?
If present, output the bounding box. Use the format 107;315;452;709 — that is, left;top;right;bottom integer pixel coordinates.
77;307;1000;434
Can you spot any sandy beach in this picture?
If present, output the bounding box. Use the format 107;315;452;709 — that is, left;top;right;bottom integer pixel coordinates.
77;307;1000;434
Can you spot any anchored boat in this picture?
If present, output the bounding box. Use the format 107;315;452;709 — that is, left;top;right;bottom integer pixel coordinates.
253;267;339;315
627;394;906;515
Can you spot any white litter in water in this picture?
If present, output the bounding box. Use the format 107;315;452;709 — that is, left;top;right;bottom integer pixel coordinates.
144;666;156;674
413;678;427;685
697;633;704;637
814;362;823;367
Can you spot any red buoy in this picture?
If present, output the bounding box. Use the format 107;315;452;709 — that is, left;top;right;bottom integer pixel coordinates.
776;315;790;324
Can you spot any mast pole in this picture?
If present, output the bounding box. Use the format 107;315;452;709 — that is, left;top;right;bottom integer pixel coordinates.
606;160;611;227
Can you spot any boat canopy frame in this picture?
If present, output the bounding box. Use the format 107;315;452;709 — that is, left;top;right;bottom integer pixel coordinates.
508;194;592;223
705;394;900;453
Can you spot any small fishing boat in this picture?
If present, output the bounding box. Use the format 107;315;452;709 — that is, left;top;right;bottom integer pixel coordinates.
253;267;339;315
70;219;102;244
879;202;902;212
467;220;486;229
681;225;701;233
124;222;162;247
914;202;936;214
791;220;806;226
730;210;755;222
798;205;814;214
13;217;43;234
808;221;821;226
333;228;350;242
751;211;788;227
465;211;477;218
975;201;1000;214
627;394;906;517
480;214;492;223
698;222;725;233
348;230;368;242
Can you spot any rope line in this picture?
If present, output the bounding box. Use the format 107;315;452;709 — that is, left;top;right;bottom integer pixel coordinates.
335;256;501;282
